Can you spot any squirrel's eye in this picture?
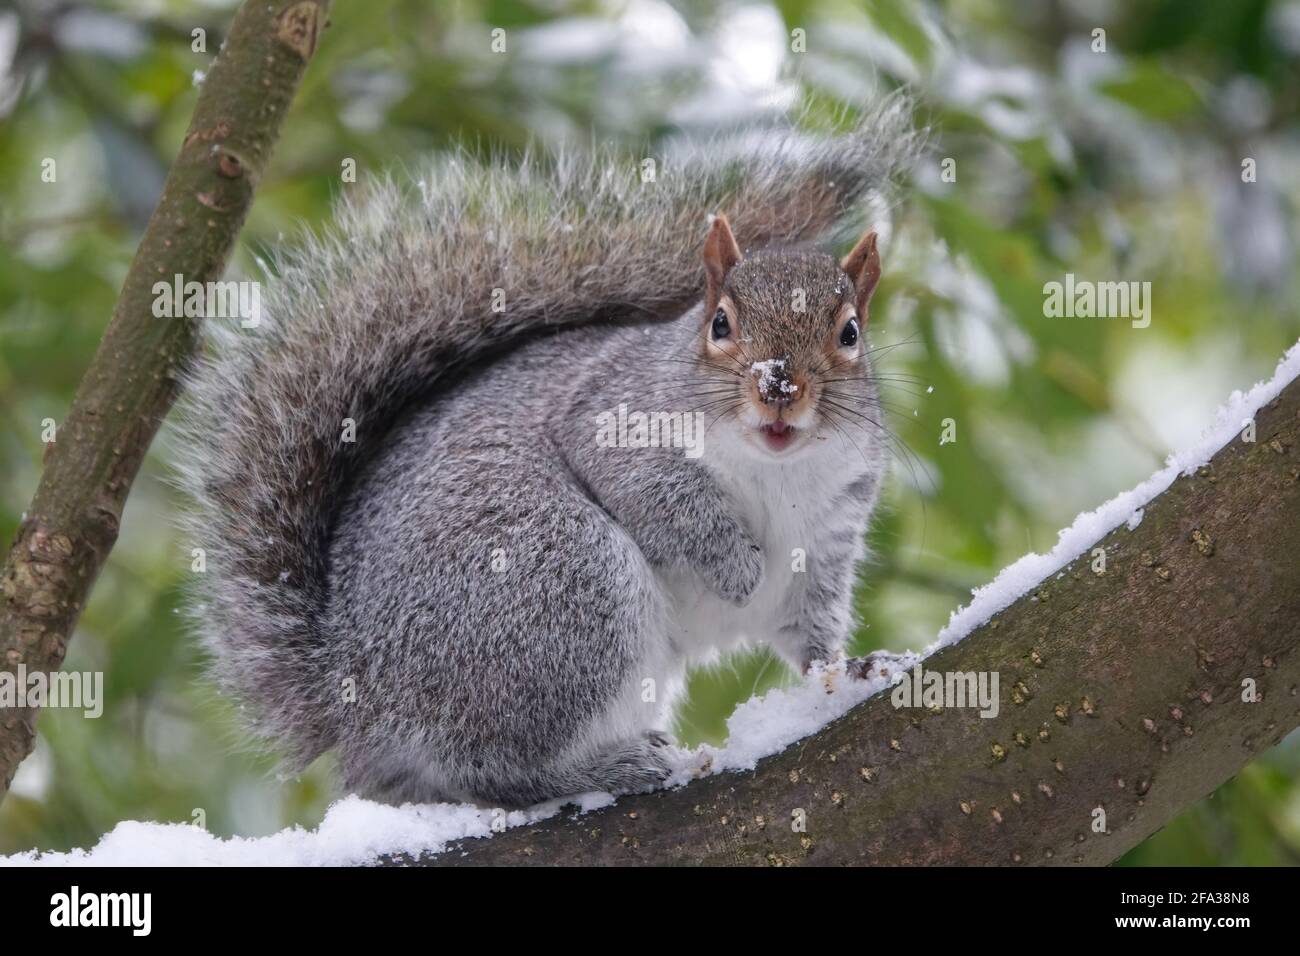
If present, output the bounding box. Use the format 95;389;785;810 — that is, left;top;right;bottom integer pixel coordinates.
711;308;731;340
839;316;860;348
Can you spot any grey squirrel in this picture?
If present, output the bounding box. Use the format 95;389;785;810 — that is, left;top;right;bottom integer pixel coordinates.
179;101;920;806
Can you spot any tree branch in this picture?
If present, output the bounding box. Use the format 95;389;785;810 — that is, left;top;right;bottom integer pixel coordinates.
416;376;1300;866
0;0;330;801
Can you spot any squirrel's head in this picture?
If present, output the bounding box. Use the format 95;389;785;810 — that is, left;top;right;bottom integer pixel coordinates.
698;214;883;460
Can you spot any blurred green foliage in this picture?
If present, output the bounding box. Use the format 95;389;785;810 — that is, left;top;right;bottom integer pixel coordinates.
1;0;1298;863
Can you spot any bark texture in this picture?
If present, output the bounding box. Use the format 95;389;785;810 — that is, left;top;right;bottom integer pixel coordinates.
0;0;330;800
412;376;1300;866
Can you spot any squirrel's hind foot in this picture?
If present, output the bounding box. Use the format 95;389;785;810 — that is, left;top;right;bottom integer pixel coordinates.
455;731;678;809
572;730;677;796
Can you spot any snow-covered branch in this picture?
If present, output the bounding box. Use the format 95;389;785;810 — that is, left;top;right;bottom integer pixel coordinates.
8;343;1299;867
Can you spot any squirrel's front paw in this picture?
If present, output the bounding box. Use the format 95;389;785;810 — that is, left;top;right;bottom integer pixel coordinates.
710;536;765;607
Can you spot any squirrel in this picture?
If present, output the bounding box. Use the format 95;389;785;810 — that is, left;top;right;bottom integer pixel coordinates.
178;101;920;807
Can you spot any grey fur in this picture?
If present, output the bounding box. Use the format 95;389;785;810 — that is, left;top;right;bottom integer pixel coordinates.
178;100;920;806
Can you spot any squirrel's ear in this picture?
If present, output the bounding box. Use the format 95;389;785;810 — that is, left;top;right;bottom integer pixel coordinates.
841;228;881;318
703;214;742;310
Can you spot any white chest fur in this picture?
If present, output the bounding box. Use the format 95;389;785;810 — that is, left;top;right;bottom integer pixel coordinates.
655;432;863;665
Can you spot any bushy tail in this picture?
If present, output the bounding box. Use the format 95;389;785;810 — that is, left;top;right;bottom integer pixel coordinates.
178;99;922;766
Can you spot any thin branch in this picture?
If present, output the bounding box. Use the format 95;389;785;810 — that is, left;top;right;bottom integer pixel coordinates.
0;0;331;801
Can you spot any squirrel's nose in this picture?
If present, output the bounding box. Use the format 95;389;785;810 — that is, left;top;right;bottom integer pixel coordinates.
753;359;803;407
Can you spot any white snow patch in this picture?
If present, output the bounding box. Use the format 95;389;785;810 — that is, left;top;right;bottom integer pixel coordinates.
671;654;916;780
1;791;615;868
1126;508;1144;531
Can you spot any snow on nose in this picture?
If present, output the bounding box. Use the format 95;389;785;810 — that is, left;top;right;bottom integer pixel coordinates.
751;358;799;406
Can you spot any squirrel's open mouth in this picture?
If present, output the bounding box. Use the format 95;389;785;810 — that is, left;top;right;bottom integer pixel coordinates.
758;420;797;452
